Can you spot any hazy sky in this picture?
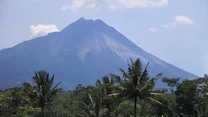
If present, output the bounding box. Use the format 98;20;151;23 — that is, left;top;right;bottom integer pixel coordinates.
0;0;208;76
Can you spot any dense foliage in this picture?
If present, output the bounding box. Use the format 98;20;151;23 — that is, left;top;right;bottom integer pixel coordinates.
0;58;207;117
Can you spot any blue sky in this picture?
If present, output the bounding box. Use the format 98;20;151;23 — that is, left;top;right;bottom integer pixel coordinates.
0;0;208;76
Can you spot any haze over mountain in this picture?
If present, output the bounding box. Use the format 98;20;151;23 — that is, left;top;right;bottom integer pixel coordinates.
0;18;198;89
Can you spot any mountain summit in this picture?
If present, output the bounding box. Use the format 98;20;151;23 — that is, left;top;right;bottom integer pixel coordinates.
0;18;198;89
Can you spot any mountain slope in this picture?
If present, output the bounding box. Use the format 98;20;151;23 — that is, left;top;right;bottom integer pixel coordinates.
0;18;198;89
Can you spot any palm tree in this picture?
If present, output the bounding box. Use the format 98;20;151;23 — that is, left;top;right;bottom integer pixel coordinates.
79;87;108;117
22;71;61;117
161;77;180;93
79;75;121;117
95;76;121;117
113;58;164;117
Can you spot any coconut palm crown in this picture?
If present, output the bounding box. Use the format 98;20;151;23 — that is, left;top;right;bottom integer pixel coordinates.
22;71;61;117
112;58;164;117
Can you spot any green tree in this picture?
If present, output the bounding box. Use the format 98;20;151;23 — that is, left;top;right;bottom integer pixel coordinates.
111;100;139;117
175;80;198;117
162;77;180;94
150;94;178;117
192;74;208;116
0;87;39;117
22;71;61;117
0;88;16;116
96;75;122;117
113;58;164;117
80;86;108;117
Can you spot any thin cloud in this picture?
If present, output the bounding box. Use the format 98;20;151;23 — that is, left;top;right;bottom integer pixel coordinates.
114;0;168;8
61;0;97;12
60;0;168;11
174;15;194;24
30;24;59;38
163;15;195;29
149;27;158;32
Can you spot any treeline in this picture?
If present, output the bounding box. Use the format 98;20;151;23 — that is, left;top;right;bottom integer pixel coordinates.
0;58;208;117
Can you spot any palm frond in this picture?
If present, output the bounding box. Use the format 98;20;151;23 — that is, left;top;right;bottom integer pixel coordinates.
119;68;128;78
109;74;122;84
22;82;32;88
145;97;165;106
108;93;120;97
139;62;150;84
96;79;102;86
151;73;163;81
140;73;162;91
102;76;110;84
88;94;95;107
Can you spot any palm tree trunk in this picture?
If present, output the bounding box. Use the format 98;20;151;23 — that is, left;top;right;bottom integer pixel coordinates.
108;111;110;117
134;96;137;117
41;106;44;117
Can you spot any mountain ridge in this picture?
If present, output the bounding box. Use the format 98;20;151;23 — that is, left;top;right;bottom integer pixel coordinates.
0;18;198;89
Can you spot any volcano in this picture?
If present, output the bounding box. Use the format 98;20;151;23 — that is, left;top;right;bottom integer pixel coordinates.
0;17;198;89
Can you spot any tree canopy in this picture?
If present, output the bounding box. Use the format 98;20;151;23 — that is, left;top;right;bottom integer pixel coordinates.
0;58;207;117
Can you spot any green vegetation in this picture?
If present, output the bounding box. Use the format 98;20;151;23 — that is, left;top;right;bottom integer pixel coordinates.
22;71;61;117
0;58;207;117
